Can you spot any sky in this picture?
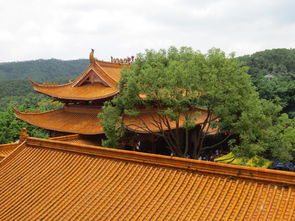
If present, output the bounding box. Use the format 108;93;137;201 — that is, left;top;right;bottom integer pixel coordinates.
0;0;294;62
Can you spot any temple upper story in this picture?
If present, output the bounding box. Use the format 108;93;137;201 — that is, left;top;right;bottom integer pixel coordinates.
30;50;130;101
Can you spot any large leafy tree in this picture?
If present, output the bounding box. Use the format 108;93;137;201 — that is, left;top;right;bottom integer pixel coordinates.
101;47;274;159
232;99;295;164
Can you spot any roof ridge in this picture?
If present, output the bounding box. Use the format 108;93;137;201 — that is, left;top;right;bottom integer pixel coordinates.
0;141;26;167
49;134;80;141
29;79;73;88
25;137;295;185
0;142;18;148
96;59;130;67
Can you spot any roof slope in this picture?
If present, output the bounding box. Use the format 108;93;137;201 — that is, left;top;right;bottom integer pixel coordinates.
0;137;294;220
14;105;103;135
49;134;101;146
0;143;19;160
31;57;127;101
0;134;101;161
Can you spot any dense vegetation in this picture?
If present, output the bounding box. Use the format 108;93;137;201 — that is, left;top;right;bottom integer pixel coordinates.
0;49;295;165
0;59;88;144
0;59;88;81
239;49;295;117
101;47;295;164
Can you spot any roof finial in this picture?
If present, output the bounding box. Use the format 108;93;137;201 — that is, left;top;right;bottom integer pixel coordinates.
19;128;29;143
89;49;95;64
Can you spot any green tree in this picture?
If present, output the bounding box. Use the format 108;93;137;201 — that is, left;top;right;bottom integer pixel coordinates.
100;47;272;159
232;99;295;164
0;108;49;144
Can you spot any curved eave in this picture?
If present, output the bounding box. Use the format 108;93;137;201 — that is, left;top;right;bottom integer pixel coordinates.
14;107;104;135
30;80;119;101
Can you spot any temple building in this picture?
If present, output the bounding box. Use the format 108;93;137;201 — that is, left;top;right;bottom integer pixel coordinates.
14;50;126;138
14;50;216;150
0;51;294;219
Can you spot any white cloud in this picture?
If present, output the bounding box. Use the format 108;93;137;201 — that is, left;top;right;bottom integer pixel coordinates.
0;0;294;61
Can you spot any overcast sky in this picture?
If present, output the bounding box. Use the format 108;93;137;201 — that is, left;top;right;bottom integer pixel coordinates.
0;0;294;62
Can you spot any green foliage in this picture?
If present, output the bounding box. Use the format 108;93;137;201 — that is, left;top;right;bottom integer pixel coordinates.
99;102;123;148
231;100;295;164
101;47;265;159
239;49;295;117
239;48;295;78
0;108;49;144
0;97;62;144
0;59;88;81
0;87;63;144
0;58;86;144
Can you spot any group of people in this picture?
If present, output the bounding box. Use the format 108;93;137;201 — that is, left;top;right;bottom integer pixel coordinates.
198;149;227;161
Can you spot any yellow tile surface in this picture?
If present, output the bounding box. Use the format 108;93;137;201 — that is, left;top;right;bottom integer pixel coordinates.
0;137;294;220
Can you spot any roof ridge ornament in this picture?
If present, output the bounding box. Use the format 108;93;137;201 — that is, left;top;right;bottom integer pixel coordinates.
89;49;95;64
19;128;29;143
111;56;135;64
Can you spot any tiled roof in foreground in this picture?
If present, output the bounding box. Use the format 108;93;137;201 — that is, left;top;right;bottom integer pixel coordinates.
49;134;101;146
0;143;19;160
0;137;294;220
0;134;100;161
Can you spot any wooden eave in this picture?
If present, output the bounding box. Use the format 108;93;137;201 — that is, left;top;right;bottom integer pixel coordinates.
14;106;217;135
14;105;104;135
31;79;119;101
0;137;294;220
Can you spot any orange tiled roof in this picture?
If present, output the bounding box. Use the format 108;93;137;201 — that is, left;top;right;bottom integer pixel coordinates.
0;134;101;161
0;143;19;160
50;134;101;146
31;59;127;100
0;137;294;220
14;105;103;135
15;106;217;135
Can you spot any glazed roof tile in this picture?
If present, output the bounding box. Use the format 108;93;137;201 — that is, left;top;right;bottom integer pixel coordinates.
0;137;294;220
31;59;127;100
49;134;101;146
0;134;101;161
0;143;19;160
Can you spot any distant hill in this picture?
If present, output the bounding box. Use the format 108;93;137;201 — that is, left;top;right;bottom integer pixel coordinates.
0;59;89;82
239;48;295;78
239;48;295;117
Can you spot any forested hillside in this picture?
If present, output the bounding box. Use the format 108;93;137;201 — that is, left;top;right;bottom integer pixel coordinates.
0;59;88;81
239;48;295;117
0;58;89;143
1;49;295;145
239;48;295;78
